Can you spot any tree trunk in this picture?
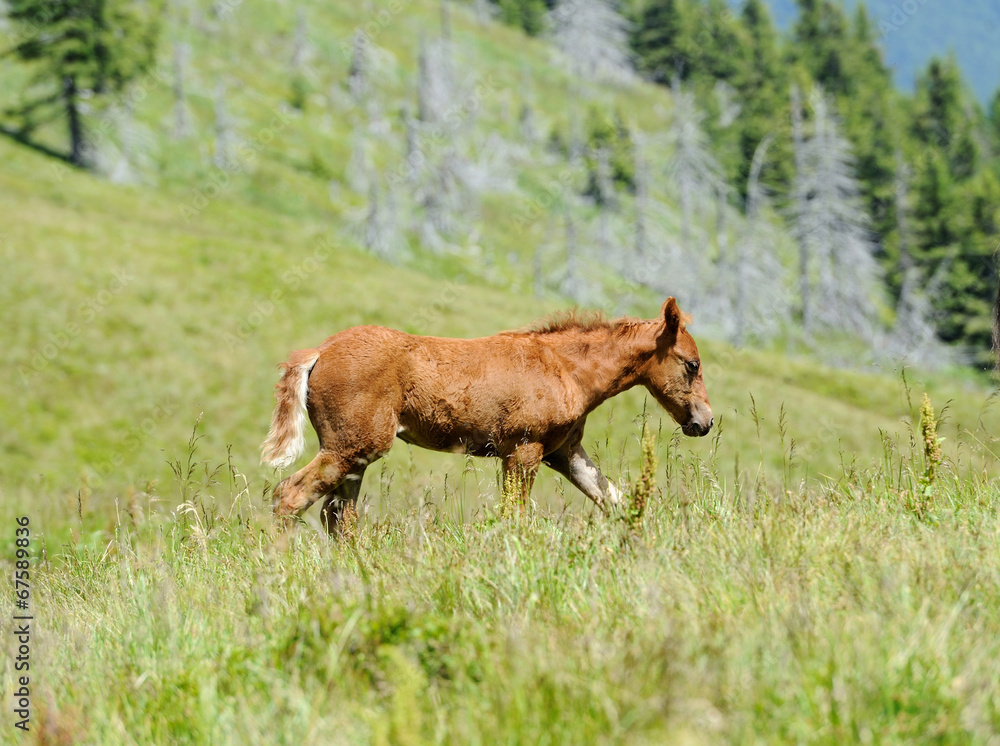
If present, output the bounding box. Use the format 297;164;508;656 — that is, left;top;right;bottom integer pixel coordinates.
64;75;85;167
894;148;912;277
790;84;810;336
565;202;580;301
440;0;451;40
633;143;649;268
173;42;192;139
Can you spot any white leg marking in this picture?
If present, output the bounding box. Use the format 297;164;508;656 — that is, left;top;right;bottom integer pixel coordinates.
569;452;603;499
568;450;621;507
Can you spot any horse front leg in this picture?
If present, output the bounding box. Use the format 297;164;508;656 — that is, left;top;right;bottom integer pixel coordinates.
543;443;623;514
501;442;545;507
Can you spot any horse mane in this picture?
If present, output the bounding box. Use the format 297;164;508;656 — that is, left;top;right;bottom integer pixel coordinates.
512;307;692;336
515;309;667;336
525;309;614;334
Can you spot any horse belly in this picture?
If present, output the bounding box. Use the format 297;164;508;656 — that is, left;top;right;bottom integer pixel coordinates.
395;416;499;457
396;381;576;458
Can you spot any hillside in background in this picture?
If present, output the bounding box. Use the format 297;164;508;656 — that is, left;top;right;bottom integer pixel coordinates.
491;0;1000;366
752;0;1000;102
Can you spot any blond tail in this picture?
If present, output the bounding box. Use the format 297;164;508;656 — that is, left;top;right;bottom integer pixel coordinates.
261;349;321;469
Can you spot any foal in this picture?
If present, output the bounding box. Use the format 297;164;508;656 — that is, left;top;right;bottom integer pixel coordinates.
262;297;713;531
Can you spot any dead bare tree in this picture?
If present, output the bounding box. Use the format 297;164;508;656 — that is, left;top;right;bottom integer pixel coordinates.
547;0;633;82
789;87;883;339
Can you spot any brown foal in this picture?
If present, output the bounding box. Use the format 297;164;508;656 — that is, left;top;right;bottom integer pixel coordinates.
262;297;713;531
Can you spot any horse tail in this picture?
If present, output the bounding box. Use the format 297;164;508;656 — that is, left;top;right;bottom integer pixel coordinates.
261;348;321;469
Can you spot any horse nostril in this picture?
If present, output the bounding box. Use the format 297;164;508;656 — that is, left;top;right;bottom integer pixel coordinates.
709;418;714;430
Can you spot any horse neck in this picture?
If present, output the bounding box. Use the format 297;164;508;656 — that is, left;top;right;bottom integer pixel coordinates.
547;324;656;409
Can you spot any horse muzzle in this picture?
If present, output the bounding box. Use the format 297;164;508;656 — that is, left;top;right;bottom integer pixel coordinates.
682;405;714;437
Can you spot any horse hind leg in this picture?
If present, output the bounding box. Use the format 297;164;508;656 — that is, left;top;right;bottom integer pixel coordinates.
320;467;366;536
272;450;351;523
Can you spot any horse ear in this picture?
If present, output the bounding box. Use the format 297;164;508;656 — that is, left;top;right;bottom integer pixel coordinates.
660;297;685;345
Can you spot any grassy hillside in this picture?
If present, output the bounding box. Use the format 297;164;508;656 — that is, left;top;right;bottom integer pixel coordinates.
3;2;1000;743
18;461;1000;743
2;130;999;538
1;0;999;535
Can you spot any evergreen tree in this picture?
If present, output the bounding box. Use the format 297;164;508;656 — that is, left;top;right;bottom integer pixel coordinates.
6;0;162;166
839;5;896;263
791;0;850;97
988;88;1000;147
495;0;547;36
730;0;790;200
691;0;745;84
171;40;193;140
731;134;789;347
583;109;634;197
631;0;692;84
912;57;964;153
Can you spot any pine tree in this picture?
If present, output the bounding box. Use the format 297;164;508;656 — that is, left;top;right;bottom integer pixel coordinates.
632;0;692;84
6;0;162;167
562;198;583;302
691;0;746;84
790;83;813;335
495;0;546;36
363;179;402;262
633;135;650;263
839;5;896;257
289;6;312;110
912;57;964;153
989;88;1000;147
882;148;948;367
791;0;850;97
347;29;368;104
729;0;790;200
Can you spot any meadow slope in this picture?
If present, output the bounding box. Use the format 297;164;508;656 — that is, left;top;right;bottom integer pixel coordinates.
2;0;1000;742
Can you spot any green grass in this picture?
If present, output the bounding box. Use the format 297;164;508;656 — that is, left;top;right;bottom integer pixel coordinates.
8;412;1000;743
3;0;1000;741
2;0;998;527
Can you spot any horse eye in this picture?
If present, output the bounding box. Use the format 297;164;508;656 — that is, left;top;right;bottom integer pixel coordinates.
685;360;700;375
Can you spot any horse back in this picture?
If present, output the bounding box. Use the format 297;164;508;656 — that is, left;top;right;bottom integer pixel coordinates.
306;325;585;451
